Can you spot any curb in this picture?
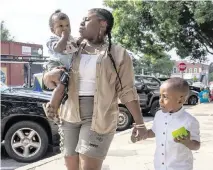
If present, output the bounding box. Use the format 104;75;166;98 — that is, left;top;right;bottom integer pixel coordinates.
15;128;133;170
15;154;62;170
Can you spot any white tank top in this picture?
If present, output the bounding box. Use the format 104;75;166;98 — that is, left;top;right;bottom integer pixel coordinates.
79;54;98;96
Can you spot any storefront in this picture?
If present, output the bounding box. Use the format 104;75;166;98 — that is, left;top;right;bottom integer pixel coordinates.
1;41;43;86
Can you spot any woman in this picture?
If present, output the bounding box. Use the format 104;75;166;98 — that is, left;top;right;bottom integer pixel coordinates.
43;8;147;170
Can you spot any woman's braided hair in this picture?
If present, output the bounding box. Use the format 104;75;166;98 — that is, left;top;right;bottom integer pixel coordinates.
89;8;123;90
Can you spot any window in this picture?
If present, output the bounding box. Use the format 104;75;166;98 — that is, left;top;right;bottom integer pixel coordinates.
173;67;177;73
194;68;197;73
189;68;192;73
142;77;161;88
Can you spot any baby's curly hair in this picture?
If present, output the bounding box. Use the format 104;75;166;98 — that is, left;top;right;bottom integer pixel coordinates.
49;9;69;29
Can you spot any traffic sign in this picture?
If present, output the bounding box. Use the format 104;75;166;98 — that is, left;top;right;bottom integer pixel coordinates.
178;62;186;71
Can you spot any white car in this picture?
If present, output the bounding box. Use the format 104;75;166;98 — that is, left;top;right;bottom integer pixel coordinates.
192;82;205;88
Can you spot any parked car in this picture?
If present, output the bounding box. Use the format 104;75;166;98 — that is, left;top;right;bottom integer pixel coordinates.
192;82;205;88
135;76;162;116
117;76;160;131
1;85;59;163
117;76;199;131
158;77;199;105
117;78;148;131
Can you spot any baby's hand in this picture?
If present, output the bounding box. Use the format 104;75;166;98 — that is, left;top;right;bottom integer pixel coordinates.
62;30;70;40
174;130;191;146
56;66;66;71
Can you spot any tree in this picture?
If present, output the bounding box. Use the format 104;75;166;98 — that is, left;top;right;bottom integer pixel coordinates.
1;21;14;41
193;76;198;82
104;1;213;62
133;53;174;77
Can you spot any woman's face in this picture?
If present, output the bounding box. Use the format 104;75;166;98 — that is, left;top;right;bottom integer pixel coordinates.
79;11;105;41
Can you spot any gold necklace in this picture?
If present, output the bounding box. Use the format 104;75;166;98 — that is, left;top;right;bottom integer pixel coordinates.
70;43;103;74
83;42;104;55
83;48;100;55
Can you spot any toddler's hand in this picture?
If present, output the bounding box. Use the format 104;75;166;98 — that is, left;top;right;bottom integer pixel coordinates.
62;30;70;40
56;66;66;71
174;130;191;145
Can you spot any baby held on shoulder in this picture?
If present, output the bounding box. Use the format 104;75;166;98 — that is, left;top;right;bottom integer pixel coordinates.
43;10;79;123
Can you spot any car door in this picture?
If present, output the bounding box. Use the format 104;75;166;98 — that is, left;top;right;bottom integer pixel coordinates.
135;79;148;108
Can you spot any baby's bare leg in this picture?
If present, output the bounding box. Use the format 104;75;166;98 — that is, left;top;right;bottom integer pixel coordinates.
49;83;65;112
43;70;67;122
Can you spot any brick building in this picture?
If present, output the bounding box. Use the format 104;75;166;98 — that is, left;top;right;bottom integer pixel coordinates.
171;60;209;83
1;41;43;86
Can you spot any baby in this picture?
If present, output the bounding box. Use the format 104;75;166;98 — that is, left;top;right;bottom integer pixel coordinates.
135;77;200;170
43;10;78;123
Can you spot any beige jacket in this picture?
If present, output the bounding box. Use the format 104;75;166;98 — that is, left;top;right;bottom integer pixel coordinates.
60;42;138;134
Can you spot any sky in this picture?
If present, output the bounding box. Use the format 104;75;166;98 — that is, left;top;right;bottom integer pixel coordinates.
0;0;212;64
0;0;105;55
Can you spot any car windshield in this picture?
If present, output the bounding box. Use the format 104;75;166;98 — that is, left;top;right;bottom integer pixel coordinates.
143;77;160;86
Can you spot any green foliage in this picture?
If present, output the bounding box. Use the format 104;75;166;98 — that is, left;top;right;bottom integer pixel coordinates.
133;53;174;76
1;21;14;41
104;1;213;62
193;76;198;82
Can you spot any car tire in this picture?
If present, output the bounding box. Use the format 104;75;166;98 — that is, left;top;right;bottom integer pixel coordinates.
188;95;198;105
117;107;132;131
4;121;49;163
150;100;160;117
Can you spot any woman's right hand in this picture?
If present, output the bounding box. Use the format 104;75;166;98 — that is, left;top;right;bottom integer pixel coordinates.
43;68;64;89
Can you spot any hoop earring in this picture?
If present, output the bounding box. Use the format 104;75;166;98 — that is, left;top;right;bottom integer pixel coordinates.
98;29;103;39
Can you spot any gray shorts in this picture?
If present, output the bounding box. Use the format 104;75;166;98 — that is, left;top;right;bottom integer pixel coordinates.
59;96;115;160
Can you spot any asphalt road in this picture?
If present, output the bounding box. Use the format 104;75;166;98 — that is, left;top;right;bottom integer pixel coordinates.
1;145;59;170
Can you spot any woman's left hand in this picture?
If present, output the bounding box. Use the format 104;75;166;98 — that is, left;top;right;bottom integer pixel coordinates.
131;124;147;143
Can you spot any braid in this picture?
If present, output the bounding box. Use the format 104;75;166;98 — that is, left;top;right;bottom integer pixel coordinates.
90;8;123;90
107;33;123;90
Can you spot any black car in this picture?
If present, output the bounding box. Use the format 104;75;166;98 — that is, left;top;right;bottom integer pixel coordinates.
135;76;160;116
117;76;160;131
117;76;199;131
1;87;59;163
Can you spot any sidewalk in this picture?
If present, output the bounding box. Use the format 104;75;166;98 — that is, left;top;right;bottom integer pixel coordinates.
16;103;213;170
